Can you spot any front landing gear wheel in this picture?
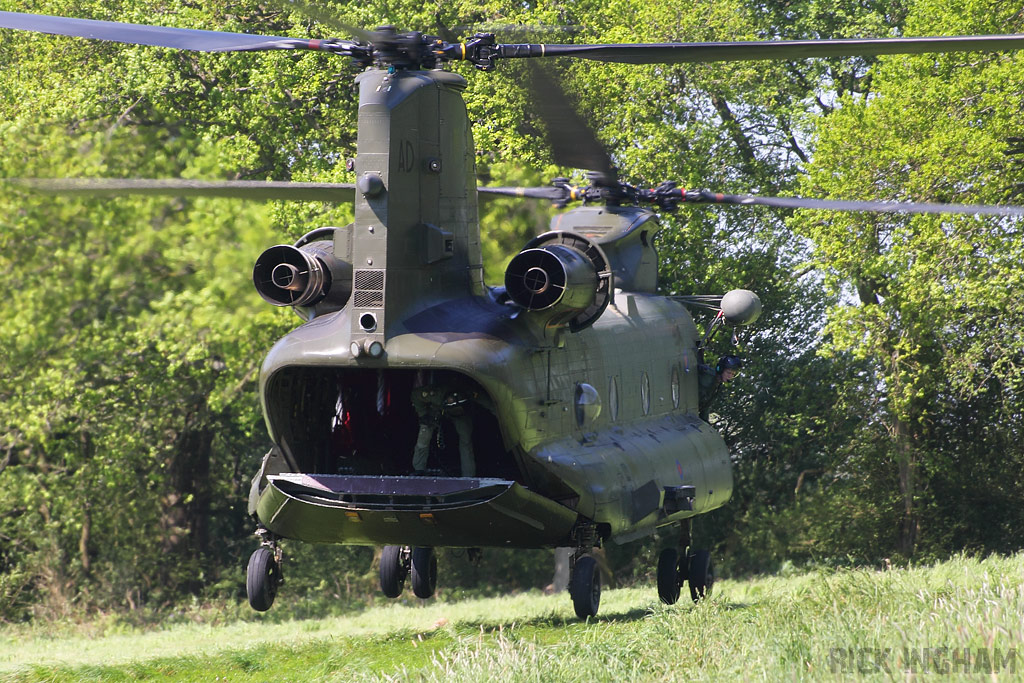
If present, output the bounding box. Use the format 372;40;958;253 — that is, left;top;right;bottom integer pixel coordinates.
380;545;408;598
570;555;601;619
688;549;714;603
410;546;437;599
657;548;681;605
246;546;281;612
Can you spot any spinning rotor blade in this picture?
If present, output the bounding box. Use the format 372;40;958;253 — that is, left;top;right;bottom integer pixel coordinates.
524;63;617;185
477;186;567;201
681;190;1024;216
8;178;356;203
272;0;376;44
11;178;580;205
487;182;1024;216
0;11;351;52
6;9;1024;67
497;34;1024;65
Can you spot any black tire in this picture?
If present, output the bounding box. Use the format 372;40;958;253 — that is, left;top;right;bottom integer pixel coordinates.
570;555;601;619
246;547;280;612
380;545;407;598
688;549;714;603
410;546;437;599
657;548;681;605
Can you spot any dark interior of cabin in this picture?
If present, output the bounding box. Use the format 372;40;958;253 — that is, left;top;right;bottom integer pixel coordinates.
264;367;520;480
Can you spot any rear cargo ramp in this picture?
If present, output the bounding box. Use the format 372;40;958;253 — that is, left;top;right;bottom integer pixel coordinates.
256;474;579;548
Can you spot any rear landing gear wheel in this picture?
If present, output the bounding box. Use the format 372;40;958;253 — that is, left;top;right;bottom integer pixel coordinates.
657;548;681;605
246;546;281;612
688;549;714;603
570;555;601;619
410;546;437;599
380;545;408;598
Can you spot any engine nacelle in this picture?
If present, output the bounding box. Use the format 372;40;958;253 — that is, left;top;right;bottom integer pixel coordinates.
253;239;352;315
504;231;612;332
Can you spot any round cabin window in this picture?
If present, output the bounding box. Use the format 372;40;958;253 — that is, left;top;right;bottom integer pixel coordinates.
575;382;601;427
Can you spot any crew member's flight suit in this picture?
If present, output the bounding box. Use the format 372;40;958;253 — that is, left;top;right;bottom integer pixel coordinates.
411;384;476;476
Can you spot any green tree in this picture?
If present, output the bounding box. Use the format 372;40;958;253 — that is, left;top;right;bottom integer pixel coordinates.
794;0;1024;557
0;0;357;616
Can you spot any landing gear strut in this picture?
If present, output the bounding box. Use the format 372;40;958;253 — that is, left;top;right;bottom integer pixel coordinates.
247;528;283;612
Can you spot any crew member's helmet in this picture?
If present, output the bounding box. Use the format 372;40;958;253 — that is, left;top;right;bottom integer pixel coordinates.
716;355;744;374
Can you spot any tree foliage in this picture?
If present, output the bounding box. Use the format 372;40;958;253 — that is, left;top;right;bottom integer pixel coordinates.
793;0;1024;558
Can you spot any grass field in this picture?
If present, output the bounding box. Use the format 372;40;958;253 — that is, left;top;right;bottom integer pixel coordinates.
2;553;1022;681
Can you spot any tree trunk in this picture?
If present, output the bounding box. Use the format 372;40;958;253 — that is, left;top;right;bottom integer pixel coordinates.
163;418;214;593
894;416;919;557
709;92;761;181
79;505;91;575
547;547;571;594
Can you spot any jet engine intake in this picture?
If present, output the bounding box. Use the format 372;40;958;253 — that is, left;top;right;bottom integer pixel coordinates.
253;238;352;314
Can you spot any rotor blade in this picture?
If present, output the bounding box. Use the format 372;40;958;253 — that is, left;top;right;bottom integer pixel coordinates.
525;62;617;185
683;190;1024;216
8;178;356;202
0;11;346;52
15;178;1022;216
271;0;375;44
477;186;567;201
497;34;1024;65
10;178;574;204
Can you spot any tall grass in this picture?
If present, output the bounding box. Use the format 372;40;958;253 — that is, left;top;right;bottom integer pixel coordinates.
2;553;1022;681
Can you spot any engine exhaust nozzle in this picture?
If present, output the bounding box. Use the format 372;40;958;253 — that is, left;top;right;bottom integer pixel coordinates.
253;244;330;307
504;244;598;313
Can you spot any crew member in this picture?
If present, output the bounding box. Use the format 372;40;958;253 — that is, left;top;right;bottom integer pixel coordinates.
698;354;743;422
411;375;476;476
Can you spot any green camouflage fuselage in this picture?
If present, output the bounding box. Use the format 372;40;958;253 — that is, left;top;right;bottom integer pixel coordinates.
250;67;731;549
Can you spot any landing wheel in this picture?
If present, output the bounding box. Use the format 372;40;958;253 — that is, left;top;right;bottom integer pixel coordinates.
570;555;601;619
246;546;281;612
410;546;437;599
380;545;407;598
657;548;681;605
688;549;714;603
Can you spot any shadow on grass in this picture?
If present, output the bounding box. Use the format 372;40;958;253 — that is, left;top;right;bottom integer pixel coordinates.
446;595;758;634
713;600;757;611
592;598;755;621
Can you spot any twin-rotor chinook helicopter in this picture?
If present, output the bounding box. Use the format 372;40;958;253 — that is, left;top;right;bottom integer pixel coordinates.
4;6;1024;619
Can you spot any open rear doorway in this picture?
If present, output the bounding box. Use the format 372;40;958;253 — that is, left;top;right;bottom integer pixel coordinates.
263;367;519;480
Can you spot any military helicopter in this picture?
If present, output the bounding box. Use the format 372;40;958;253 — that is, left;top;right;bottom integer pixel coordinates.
4;7;1024;620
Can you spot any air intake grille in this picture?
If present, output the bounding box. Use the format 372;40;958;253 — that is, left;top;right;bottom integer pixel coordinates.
355;270;385;290
353;269;385;308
